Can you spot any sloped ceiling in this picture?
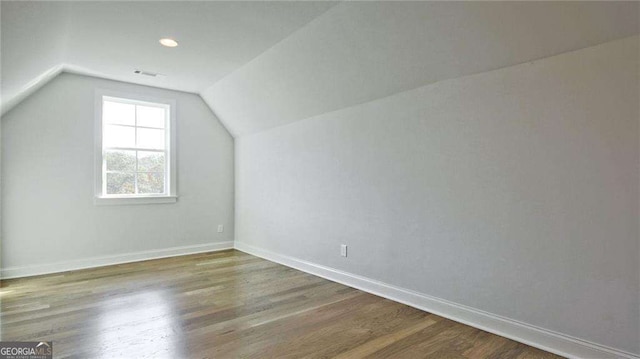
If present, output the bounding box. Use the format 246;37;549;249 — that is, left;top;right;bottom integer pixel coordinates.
203;1;639;136
2;1;639;137
0;1;337;115
0;1;70;115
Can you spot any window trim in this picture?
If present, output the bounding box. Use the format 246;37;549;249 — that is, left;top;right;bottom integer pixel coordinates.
94;89;177;205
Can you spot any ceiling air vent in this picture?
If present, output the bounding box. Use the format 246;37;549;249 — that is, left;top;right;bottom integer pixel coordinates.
134;69;162;77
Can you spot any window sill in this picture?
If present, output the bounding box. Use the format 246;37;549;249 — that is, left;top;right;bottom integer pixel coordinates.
94;196;178;206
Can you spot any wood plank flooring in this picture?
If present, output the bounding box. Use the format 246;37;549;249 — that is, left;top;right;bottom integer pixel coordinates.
0;250;562;358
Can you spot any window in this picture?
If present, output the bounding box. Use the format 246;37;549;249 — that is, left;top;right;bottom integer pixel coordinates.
95;91;176;205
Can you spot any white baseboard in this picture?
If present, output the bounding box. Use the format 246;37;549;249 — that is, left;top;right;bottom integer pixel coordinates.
234;241;639;359
1;241;234;279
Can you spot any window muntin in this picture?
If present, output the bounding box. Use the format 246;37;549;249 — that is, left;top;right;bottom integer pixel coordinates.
100;96;171;197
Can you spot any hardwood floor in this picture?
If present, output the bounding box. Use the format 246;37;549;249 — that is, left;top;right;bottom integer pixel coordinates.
0;250;562;358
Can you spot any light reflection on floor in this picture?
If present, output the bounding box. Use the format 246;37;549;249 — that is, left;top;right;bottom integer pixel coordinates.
93;290;183;359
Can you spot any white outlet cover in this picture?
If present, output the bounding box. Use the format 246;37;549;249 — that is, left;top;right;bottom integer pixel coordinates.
340;244;348;257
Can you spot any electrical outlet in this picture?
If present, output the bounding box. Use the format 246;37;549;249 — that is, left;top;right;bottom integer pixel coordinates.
217;225;224;233
340;244;348;257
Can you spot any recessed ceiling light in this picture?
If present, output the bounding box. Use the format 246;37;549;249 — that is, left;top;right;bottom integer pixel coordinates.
159;38;178;48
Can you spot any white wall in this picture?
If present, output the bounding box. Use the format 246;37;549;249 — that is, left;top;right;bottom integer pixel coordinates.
236;36;639;355
1;73;234;273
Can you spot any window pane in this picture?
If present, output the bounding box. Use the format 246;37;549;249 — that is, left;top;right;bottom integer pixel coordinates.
106;172;135;194
103;101;135;126
137;151;165;172
137;172;165;194
137;128;165;150
105;150;135;171
104;125;135;148
137;105;165;128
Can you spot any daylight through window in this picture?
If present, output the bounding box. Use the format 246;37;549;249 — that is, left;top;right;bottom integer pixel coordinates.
100;97;171;197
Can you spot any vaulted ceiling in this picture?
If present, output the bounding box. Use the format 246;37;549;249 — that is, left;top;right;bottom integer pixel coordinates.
2;1;638;137
0;1;337;116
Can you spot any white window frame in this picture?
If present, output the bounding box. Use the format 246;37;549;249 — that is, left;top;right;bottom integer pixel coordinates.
94;89;177;205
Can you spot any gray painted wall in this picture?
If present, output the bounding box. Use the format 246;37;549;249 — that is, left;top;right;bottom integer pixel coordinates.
1;73;234;269
235;36;639;354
